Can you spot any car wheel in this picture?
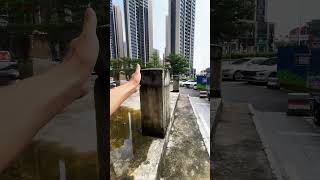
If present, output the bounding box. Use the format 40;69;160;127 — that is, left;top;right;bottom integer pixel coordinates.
314;108;320;126
233;71;242;81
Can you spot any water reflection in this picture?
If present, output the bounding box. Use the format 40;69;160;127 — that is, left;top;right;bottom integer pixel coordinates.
0;141;98;180
110;107;154;179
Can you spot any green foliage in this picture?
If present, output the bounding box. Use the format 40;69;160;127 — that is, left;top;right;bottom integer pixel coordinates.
212;0;255;43
110;58;140;80
146;51;162;68
278;70;306;88
123;58;140;80
165;53;189;76
0;0;106;40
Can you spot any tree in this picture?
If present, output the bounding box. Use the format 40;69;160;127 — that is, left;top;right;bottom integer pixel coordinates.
212;0;255;43
110;58;123;81
165;53;189;76
146;51;162;68
122;57;139;80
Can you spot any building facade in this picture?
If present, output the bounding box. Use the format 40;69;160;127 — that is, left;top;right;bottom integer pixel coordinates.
111;5;125;58
110;0;116;59
124;0;153;65
168;0;196;75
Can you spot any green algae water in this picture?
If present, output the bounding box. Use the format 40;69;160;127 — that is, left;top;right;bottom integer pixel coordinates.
110;107;154;179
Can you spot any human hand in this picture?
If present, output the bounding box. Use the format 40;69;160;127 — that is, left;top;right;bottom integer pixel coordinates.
129;64;141;87
63;8;99;96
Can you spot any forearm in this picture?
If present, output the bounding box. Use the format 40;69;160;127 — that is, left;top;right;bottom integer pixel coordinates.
110;82;138;115
0;60;87;172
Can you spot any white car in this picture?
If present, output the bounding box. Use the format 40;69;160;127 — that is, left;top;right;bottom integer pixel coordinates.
241;58;277;84
222;57;268;81
179;80;187;87
267;72;280;89
184;80;196;88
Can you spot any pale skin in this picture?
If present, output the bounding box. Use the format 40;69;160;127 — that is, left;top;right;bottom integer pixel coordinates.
110;64;141;115
0;8;140;172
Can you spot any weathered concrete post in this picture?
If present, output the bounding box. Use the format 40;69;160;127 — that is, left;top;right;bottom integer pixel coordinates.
211;44;223;98
140;68;170;138
19;35;34;79
172;75;179;92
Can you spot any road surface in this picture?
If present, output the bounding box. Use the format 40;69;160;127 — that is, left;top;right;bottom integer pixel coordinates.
222;81;288;112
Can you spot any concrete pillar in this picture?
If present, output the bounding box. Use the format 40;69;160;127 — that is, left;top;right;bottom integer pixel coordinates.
140;68;170;138
210;44;223;98
172;75;179;92
19;35;34;79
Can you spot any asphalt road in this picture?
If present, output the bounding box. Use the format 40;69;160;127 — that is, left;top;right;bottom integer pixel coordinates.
179;86;200;97
222;81;288;112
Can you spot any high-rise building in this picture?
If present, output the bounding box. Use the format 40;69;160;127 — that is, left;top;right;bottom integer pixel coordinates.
168;0;196;75
165;15;171;58
124;0;153;65
110;0;116;59
111;5;125;58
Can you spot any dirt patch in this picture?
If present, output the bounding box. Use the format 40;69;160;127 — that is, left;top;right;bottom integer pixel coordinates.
211;102;276;180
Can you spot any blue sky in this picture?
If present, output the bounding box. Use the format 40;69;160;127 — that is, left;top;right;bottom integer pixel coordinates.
112;0;210;73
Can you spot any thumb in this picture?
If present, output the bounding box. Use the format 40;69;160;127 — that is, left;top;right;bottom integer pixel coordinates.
136;64;141;73
82;8;97;37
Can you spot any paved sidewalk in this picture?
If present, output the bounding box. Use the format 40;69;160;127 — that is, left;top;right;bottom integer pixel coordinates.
160;95;210;179
253;109;320;180
189;96;210;155
212;102;276;180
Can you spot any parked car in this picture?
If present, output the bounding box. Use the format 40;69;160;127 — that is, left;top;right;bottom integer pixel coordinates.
184;80;197;88
193;84;197;90
0;51;20;85
241;57;277;84
309;93;320;126
267;71;280;89
110;80;117;88
222;57;268;81
179;80;187;87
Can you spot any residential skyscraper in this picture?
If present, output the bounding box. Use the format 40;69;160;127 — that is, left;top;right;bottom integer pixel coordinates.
169;0;196;75
112;5;125;58
110;0;116;59
165;15;171;58
124;0;153;65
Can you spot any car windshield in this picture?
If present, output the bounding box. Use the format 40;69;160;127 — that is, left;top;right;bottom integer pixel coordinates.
259;58;277;66
250;58;267;64
232;58;250;65
269;72;277;77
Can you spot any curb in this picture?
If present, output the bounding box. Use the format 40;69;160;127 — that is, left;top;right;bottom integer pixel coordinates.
157;92;180;179
188;96;210;156
211;98;223;136
248;104;285;180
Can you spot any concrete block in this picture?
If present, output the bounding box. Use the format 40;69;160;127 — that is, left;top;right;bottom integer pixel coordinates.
140;68;171;138
287;93;311;116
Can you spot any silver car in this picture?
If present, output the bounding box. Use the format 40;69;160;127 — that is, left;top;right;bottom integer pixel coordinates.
222;57;268;81
241;58;277;84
